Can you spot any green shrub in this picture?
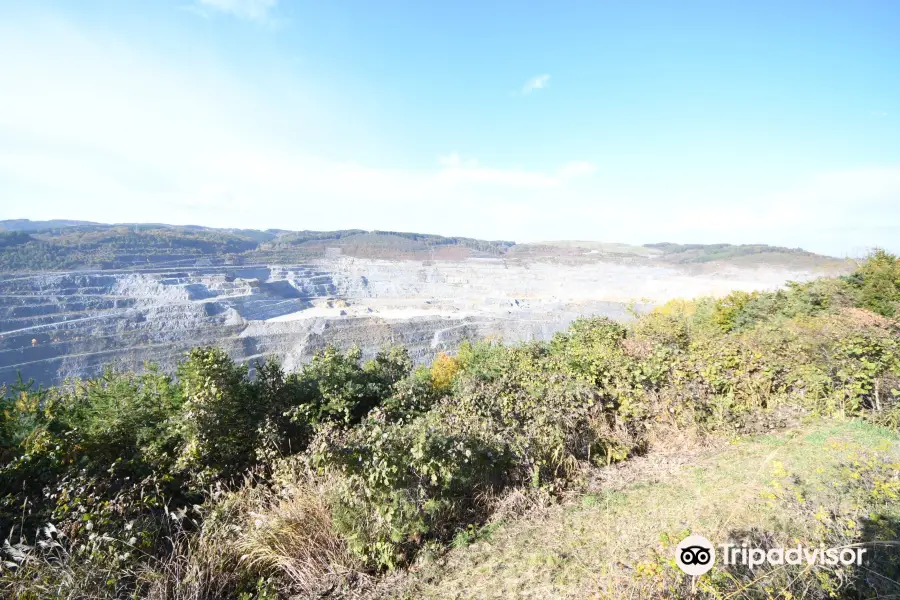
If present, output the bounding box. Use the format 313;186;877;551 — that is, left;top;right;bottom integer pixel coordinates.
632;311;690;350
380;365;439;422
312;413;509;569
848;248;900;316
287;346;410;428
176;347;262;485
1;368;186;535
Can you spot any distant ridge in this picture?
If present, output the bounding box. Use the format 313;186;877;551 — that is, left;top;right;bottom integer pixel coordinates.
0;219;840;273
0;219;101;232
642;242;831;263
0;220;516;272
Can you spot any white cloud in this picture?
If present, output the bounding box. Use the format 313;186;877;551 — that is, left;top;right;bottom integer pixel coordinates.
193;0;279;22
437;153;478;169
623;167;900;256
521;74;550;95
556;160;597;179
435;154;591;188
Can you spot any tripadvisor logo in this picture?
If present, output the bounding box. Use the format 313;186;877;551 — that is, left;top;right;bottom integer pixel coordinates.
675;534;869;575
676;535;716;575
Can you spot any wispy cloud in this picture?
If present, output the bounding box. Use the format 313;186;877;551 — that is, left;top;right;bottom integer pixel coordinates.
871;110;888;117
556;160;596;179
436;154;594;187
192;0;279;23
521;74;550;95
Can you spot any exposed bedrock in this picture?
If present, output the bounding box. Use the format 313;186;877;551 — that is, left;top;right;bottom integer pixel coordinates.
0;258;821;387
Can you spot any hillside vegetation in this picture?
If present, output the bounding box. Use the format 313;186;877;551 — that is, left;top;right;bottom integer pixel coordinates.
0;219;843;272
0;222;516;271
644;242;824;264
1;250;899;599
507;239;843;270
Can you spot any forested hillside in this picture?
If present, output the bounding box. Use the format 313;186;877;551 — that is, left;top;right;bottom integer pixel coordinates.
0;221;517;271
1;250;898;599
643;242;822;263
0;219;845;272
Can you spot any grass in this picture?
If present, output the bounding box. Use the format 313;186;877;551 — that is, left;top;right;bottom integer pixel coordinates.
236;468;361;595
387;418;900;599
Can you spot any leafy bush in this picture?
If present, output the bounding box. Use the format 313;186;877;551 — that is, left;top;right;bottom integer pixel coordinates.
312;413;508;569
429;352;460;392
176;348;261;485
847;248;900;316
287;346;410;428
1;368;186;535
379;365;439;422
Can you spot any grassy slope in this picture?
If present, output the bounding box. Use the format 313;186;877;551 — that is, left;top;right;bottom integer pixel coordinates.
390;419;900;599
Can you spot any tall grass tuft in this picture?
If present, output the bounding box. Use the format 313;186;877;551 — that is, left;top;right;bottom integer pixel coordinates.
237;466;361;596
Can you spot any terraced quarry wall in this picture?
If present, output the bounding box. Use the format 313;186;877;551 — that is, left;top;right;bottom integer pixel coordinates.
0;257;831;387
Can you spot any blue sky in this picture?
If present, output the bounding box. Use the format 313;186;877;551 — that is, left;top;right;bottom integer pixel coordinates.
1;0;898;256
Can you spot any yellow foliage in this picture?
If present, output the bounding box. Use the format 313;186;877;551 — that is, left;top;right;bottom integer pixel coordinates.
430;352;460;392
652;298;697;317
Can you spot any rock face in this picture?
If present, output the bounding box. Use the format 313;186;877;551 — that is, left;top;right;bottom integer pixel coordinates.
0;257;825;386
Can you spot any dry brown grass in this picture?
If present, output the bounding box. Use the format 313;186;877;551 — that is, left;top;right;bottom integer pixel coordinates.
0;471;362;600
140;530;246;600
137;464;361;599
134;487;258;600
836;306;896;329
237;468;362;596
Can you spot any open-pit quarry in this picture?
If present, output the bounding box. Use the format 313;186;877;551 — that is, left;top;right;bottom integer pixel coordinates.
0;255;835;387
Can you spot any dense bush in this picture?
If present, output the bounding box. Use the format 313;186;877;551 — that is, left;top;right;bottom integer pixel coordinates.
846;248;900;316
1;250;899;598
312;412;509;569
